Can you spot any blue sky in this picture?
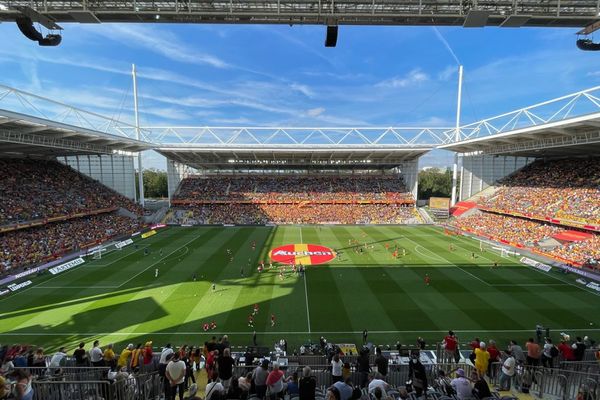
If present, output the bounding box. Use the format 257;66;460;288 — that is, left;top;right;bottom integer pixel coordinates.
1;22;600;169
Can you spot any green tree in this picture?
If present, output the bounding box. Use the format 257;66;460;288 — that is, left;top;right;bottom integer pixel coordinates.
135;169;168;199
418;168;455;200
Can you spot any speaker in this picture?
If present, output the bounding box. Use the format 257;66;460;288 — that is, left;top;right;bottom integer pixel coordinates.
325;25;338;47
577;38;600;51
38;34;62;46
16;16;43;41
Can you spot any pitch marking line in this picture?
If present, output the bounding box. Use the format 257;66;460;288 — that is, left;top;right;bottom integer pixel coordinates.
91;244;150;267
3;328;600;336
117;234;205;288
436;226;600;297
300;226;311;333
414;245;446;263
397;231;492;286
31;286;119;289
303;273;311;334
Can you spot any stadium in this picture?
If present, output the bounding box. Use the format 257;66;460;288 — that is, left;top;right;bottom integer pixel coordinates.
1;2;600;400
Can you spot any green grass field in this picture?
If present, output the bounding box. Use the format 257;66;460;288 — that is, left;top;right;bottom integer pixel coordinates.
1;225;599;352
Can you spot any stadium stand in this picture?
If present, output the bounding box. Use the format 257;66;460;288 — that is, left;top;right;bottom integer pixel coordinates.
171;175;420;225
0;212;143;273
449;211;600;268
0;158;145;273
480;158;600;227
0;158;143;227
446;158;600;269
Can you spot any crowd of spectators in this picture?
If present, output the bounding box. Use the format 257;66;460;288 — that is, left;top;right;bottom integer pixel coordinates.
174;175;413;203
481;158;600;225
0;158;143;226
449;211;600;266
548;234;600;267
2;331;598;400
181;204;421;225
0;213;143;272
172;175;418;225
449;212;563;247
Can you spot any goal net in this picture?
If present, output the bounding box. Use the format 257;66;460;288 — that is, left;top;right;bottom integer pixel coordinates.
478;240;519;258
92;248;107;260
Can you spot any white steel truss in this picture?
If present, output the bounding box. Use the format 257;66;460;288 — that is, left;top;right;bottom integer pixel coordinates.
118;126;456;146
459;85;600;141
1;0;599;26
0;84;148;141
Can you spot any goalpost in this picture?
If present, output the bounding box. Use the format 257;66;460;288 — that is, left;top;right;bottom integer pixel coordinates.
88;239;130;260
92;248;107;260
478;239;519;258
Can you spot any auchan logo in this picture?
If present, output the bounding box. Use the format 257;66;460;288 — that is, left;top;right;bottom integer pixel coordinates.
269;244;336;266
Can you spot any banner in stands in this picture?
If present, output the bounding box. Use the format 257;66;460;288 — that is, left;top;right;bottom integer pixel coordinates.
429;197;451;210
13;267;41;280
49;257;85;275
586;281;600;292
141;230;157;239
8;280;32;292
520;257;552;272
115;239;133;249
270;244;336;266
561;264;600;281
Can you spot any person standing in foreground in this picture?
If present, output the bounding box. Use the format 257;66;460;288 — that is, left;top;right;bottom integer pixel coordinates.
497;349;516;391
90;340;104;367
166;352;186;400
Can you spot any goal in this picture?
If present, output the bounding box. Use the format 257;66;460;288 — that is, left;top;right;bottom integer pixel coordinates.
92;248;107;260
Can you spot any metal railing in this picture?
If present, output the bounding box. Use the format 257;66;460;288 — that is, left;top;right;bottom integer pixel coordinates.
32;372;162;400
487;362;600;400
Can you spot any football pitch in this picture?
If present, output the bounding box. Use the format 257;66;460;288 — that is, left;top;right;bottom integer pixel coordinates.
1;225;599;351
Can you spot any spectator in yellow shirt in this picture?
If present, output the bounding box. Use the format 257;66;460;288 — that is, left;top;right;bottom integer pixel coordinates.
474;342;490;377
117;344;134;369
104;343;116;368
130;343;143;372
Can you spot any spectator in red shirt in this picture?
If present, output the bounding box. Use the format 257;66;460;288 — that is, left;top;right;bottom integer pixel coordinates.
266;362;285;400
143;341;154;367
558;340;575;361
525;338;541;366
442;330;458;364
487;340;500;377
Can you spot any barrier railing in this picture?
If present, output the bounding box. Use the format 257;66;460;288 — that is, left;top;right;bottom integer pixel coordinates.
488;362;600;400
24;366;110;382
32;372;162;400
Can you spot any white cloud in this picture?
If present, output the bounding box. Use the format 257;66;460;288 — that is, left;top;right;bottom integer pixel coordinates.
306;107;325;117
290;83;315;98
438;65;458;81
209;117;253;125
377;69;429;88
86;25;229;69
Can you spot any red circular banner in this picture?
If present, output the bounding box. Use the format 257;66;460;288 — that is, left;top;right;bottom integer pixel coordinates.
269;243;336;266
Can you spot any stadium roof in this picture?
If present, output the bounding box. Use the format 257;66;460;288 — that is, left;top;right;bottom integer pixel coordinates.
440;86;600;157
147;126;451;169
156;144;432;169
0;109;151;157
1;0;599;27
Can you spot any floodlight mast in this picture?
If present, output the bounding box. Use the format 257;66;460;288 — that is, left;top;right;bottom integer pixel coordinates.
451;65;463;206
132;64;145;207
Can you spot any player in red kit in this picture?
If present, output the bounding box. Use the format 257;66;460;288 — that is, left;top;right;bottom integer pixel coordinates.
248;314;254;328
253;303;259;315
424;274;431;286
271;314;276;327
